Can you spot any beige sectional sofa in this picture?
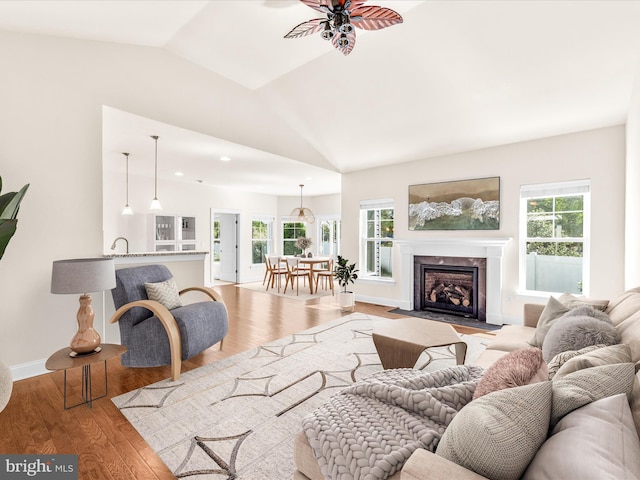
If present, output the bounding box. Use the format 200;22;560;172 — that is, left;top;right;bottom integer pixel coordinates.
294;287;640;480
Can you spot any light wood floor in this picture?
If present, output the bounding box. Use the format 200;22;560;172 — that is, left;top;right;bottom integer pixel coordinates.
0;284;486;479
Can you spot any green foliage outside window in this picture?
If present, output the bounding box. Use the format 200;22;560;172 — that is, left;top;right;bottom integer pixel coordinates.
526;195;583;258
283;222;306;255
212;220;221;262
252;220;271;264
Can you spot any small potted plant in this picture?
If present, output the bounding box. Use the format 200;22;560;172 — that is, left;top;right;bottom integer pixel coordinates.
334;255;358;311
0;176;29;260
295;236;313;257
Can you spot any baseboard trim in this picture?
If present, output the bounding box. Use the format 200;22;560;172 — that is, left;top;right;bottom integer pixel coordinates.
11;358;48;381
355;294;401;309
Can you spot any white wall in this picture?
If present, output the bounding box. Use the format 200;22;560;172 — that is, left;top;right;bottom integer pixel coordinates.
341;126;626;322
626;60;640;289
0;28;629;379
0;30;325;378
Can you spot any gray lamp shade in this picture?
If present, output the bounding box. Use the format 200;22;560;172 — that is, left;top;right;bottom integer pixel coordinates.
51;258;116;294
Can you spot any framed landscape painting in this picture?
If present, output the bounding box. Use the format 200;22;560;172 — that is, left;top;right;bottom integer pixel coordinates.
408;177;500;230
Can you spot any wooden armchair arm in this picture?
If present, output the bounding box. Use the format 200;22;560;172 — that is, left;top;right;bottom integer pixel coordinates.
179;286;228;315
109;299;182;381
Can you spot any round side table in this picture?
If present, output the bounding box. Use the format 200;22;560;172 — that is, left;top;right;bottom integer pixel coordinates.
46;344;127;409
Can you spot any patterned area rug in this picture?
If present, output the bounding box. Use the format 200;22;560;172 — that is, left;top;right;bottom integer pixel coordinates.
112;314;487;479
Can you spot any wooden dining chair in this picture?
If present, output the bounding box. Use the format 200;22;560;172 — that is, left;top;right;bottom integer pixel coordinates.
315;256;335;295
266;255;287;291
284;257;312;295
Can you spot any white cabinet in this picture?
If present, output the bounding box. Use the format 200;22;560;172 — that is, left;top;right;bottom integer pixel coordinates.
149;214;196;252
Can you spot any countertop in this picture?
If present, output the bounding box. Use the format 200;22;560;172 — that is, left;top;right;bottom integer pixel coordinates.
104;251;209;258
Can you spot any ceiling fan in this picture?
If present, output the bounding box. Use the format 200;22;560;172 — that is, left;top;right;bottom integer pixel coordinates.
284;0;403;55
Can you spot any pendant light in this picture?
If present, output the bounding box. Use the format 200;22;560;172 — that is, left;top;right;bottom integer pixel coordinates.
121;152;133;215
290;184;315;223
149;135;162;210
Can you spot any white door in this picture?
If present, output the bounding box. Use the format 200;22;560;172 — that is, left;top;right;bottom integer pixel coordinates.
212;212;239;283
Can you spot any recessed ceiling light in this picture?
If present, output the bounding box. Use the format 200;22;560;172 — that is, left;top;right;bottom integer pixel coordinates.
220;156;231;162
174;171;184;176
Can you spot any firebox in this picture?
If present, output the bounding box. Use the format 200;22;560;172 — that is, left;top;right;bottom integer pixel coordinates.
413;256;487;321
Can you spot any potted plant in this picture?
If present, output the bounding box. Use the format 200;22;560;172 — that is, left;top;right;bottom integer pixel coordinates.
334;255;358;312
0;176;29;260
0;175;29;413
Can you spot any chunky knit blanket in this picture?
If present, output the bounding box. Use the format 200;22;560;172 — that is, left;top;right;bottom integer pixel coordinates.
302;365;484;480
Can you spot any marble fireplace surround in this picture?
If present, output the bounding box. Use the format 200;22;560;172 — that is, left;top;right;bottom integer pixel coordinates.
397;238;512;325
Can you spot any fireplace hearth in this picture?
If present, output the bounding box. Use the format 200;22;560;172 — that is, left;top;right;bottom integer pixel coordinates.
414;255;487;321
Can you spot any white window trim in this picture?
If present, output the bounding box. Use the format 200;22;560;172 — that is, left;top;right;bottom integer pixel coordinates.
251;216;274;265
317;215;341;257
518;179;591;295
359;199;394;280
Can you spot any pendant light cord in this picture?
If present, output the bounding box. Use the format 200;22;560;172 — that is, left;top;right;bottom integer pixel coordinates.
152;135;159;199
125;153;130;205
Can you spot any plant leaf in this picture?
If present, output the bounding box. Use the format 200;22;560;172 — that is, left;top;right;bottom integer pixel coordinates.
351;6;403;31
0;183;29;220
0;219;17;260
284;18;328;39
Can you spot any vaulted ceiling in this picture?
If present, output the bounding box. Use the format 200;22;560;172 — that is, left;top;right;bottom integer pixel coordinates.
3;1;640;196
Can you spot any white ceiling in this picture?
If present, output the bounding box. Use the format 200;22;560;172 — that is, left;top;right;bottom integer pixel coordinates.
3;1;640;196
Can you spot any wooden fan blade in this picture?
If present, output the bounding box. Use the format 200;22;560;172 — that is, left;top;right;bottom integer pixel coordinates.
350;6;403;30
284;18;327;38
331;30;356;55
300;0;333;14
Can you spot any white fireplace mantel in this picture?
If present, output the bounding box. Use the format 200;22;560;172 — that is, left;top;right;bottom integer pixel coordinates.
397;238;512;325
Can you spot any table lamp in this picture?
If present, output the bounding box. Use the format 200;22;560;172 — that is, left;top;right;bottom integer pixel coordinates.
51;258;116;357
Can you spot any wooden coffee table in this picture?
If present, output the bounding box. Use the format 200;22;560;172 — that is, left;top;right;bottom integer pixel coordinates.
372;318;467;369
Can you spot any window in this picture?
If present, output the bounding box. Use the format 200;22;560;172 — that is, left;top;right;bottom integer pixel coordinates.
520;180;590;294
282;221;307;255
212;220;221;262
318;218;341;257
252;217;273;264
360;199;394;278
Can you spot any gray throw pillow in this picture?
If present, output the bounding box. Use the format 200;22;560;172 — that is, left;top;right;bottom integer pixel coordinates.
557;292;609;312
546;344;607;380
541;315;619;362
553;343;632;380
436;381;552;480
550;362;636;428
562;305;611;323
528;296;571;348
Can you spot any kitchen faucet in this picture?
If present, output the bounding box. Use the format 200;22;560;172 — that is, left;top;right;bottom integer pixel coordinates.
110;237;129;254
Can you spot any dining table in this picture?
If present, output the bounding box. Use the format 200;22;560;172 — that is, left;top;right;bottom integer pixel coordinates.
271;255;331;294
295;256;332;294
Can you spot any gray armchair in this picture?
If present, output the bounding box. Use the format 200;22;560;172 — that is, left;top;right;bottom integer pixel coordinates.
109;265;228;380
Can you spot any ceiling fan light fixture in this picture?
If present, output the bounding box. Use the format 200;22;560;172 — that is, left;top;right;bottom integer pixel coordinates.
284;0;403;55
